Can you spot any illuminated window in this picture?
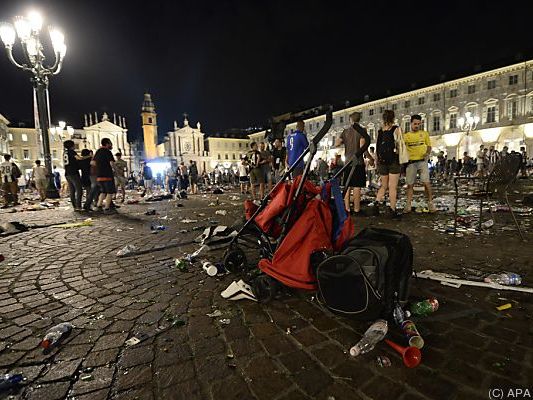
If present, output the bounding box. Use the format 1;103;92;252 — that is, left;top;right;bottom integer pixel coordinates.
21;133;28;141
432;115;441;132
487;106;496;123
449;113;457;129
8;133;13;141
392;104;397;111
52;150;58;159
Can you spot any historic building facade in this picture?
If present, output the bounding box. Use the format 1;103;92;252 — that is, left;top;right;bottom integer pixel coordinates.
141;93;158;161
0;114;9;155
251;60;533;161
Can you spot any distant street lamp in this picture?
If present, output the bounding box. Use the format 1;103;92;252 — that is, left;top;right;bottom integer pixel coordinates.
0;11;66;198
457;111;480;156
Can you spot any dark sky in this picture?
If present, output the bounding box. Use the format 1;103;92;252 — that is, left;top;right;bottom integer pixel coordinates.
0;0;531;141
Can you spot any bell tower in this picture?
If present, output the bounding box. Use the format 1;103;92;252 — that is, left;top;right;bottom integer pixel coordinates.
141;93;158;160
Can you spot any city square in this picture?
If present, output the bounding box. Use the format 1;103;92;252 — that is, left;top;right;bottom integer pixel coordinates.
0;2;532;400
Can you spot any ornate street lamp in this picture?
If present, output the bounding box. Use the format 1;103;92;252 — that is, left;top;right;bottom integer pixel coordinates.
0;11;66;198
457;111;480;155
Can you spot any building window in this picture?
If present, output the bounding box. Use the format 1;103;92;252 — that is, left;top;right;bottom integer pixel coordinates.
368;128;375;140
316;122;320;129
148;117;153;124
21;133;28;142
339;116;344;124
467;85;476;94
225;154;228;160
404;120;411;133
8;133;13;141
418;97;425;105
404;100;410;108
432;115;440;132
507;99;518;119
369;109;374;116
52;150;58;159
508;74;518;85
23;149;30;160
232;153;236;160
486;106;496;123
487;80;496;90
217;154;221;160
433;93;441;102
450;89;458;98
378;107;384;114
449;113;457;129
392;104;397;111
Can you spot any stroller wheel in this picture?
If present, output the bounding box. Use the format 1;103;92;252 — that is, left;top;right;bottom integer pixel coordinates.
223;247;247;274
251;275;280;303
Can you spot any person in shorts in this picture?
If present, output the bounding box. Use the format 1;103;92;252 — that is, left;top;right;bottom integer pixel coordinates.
31;160;48;201
113;153;128;202
248;142;264;200
403;114;435;213
259;142;272;192
336;111;371;215
92;138;116;214
238;156;250;194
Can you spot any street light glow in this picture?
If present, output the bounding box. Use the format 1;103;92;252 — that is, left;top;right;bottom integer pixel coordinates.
49;27;64;52
58;120;66;129
27;11;43;32
14;16;31;41
0;23;16;47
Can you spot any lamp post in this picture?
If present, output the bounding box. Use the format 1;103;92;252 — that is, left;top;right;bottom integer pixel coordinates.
0;11;66;198
457;111;480;156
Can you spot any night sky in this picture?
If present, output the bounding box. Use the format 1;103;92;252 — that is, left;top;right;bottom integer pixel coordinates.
0;0;531;141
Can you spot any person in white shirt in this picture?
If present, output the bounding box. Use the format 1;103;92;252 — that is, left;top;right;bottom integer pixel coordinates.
1;154;20;208
32;160;48;201
238;157;250;194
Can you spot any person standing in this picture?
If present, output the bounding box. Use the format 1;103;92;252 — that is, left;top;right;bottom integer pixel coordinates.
366;146;377;189
336;111;371;214
92;138;116;214
63;140;86;211
248;142;264;200
375;110;402;218
501;146;509;158
31;160;48;201
142;162;153;196
271;138;287;184
286;121;309;178
487;146;500;173
404;114;435;213
238;156;250;194
475;145;486;177
259;142;272;192
520;146;528;177
1;154;21;208
189;160;199;194
179;162;189;193
78;149;92;207
316;157;328;182
113;153;128;203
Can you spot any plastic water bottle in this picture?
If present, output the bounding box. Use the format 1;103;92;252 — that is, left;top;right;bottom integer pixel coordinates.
410;298;439;317
0;374;24;391
349;319;388;357
40;322;74;349
484;273;522;286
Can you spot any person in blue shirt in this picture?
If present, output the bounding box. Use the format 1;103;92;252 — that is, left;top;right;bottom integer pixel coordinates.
285;120;309;178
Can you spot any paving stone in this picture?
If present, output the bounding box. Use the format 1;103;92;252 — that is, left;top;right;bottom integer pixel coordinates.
155;361;195;388
119;345;154;368
40;358;82;382
25;381;71;400
160;379;202;400
115;364;152;392
92;332;128;351
83;348;120;367
70;365;115;396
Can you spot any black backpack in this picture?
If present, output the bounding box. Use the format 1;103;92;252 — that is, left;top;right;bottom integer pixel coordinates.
316;227;413;320
376;126;398;165
11;163;22;179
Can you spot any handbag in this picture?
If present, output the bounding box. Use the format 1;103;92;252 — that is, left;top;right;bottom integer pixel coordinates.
394;129;409;164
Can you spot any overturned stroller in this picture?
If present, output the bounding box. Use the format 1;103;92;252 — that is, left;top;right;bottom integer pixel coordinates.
223;106;412;320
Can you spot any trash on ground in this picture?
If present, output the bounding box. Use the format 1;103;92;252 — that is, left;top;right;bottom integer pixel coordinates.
385;339;422;368
219;318;231;325
80;374;94;381
215;210;227;216
145;209;157;215
484;272;522;286
221;280;257;302
125;332;149;346
206;310;223;318
150;223;166;231
376;355;392;368
117;244;137;257
181;218;198;223
496;303;512;311
0;222;30;235
350;319;388;357
195;226;238;250
481;219;494;229
40;322;74;349
202;261;219;276
185;245;208;262
229;196;240;201
174;259;189;272
0;373;25;391
401;320;424;349
410;298;439;317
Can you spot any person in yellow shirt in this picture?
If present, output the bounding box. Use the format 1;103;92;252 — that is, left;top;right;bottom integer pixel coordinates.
403;115;435;213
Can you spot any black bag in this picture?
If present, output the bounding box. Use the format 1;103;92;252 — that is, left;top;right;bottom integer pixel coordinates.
376;126;398;165
316;227;412;320
11;163;22;179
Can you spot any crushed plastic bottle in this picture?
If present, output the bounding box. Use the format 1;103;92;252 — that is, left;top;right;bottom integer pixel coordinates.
0;374;24;391
40;322;74;349
481;219;494;229
349;319;388;357
484;273;522;286
410;298;439;317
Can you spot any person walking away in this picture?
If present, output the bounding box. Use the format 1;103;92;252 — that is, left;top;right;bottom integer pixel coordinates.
271;138;286;184
93;138;116;214
238;156;250;194
1;154;21;208
336;111;371;215
179;162;189;193
78;150;92;208
142;162;153;196
404;114;435;213
375;110;402;218
259;142;273;192
168;167;177;194
519;146;528;177
63;140;87;211
189;160;199;194
83;151;99;211
487;146;500;174
366;146;377;189
31;159;48;201
286;121;309;178
113;153;128;202
248;142;264;200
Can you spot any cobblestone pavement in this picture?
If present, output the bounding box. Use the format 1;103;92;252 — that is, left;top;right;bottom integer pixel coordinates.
0;188;532;400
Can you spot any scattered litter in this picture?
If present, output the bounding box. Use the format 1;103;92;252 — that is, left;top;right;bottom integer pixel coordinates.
376;355;392;368
484;272;522;286
52;218;93;229
185;245;208;262
174;259;189;272
125;332;149;346
0;373;25;391
117;244;137;257
202;261;219;276
215;210;227;216
197;213;206;217
219;318;231;325
385;339;421;368
208;202;216;207
181;218;198;223
0;221;30;235
286;328;291;335
410;298;439;317
226;350;234;359
40;322;74;350
206;310;223;318
80;375;94;381
151;223;166;231
194;226;238;250
481;219;494;229
350;319;388;357
221;280;257;302
496;303;512;311
145;209;157;215
229;196;240;201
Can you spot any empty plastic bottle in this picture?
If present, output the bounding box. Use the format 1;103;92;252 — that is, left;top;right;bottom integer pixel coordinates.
410;298;439;317
349;319;388;357
40;322;74;349
0;374;24;391
484;273;522;286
